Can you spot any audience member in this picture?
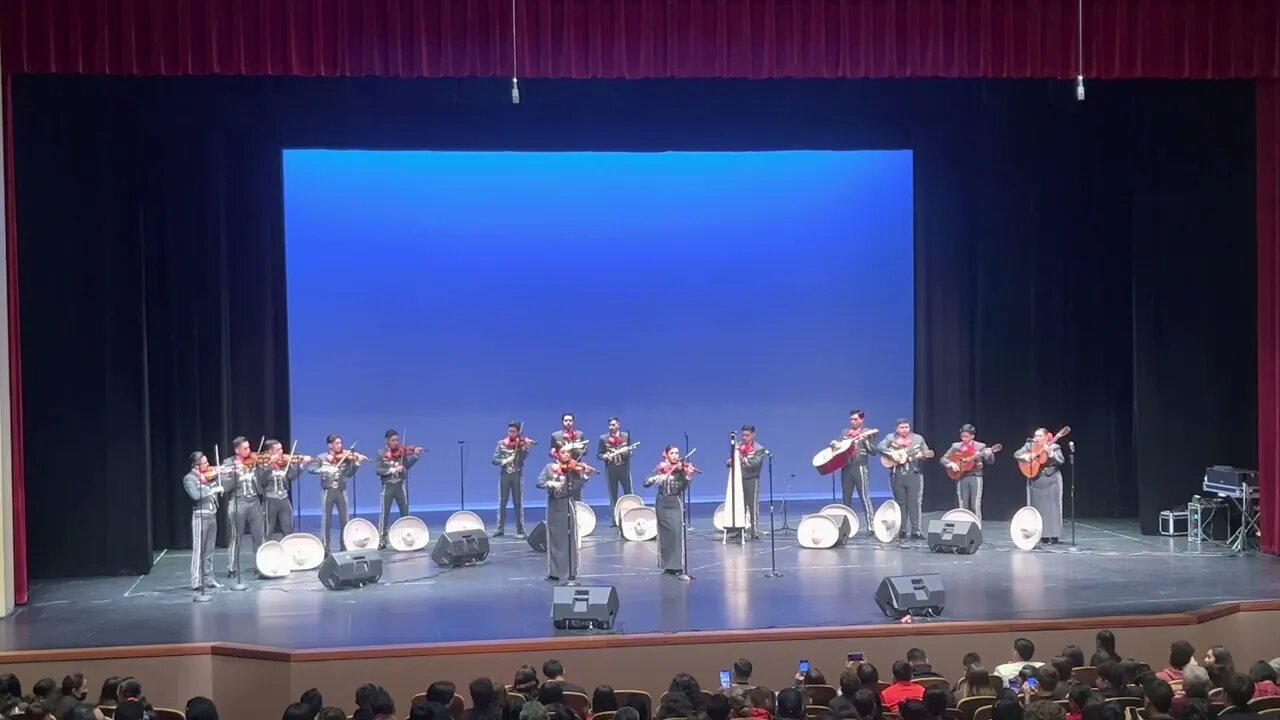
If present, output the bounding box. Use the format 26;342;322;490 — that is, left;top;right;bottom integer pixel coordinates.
1026;700;1067;720
354;683;380;720
838;668;861;700
1159;642;1198;683
1145;680;1175;720
626;691;653;720
1219;674;1260;720
1206;648;1236;687
1049;658;1075;692
1248;662;1280;697
417;702;456;720
1063;646;1086;670
733;660;754;690
909;649;943;679
776;688;805;720
1171;665;1213;718
54;674;88;719
957;666;999;701
300;689;324;717
113;701;145;720
669;673;706;711
1177;699;1214;720
1090;632;1121;667
185;696;218;720
538;684;564;707
856;664;881;689
61;705;102;720
543;660;586;696
96;677;122;710
513;667;540;701
591;686;619;716
428;681;458;706
1066;683;1095;720
1031;666;1066;702
747;686;775;720
368;687;396;720
319;709;349;720
282;703;316;720
900;699;930;720
706;694;731;720
615;708;640;720
851;689;881;720
996;640;1044;683
922;686;949;720
882;661;926;712
993;698;1025;720
463;678;499;720
1096;662;1138;699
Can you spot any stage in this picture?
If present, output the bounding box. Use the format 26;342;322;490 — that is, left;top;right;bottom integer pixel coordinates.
3;501;1276;653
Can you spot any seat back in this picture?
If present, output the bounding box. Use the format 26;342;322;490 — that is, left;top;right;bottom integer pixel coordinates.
562;691;591;719
1072;667;1099;687
957;696;997;720
914;678;952;690
805;685;838;706
151;710;186;720
1252;698;1280;711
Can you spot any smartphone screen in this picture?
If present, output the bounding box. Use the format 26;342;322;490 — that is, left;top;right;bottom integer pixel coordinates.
720;670;732;689
1024;677;1039;691
848;652;865;662
799;660;810;673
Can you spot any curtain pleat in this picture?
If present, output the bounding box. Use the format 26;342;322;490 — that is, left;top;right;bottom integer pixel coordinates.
1259;80;1280;555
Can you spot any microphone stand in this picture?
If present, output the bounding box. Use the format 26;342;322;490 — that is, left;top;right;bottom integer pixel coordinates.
194;464;216;603
1069;442;1077;548
562;475;581;587
458;440;468;511
765;453;782;578
778;473;797;533
680;432;692;582
230;482;247;592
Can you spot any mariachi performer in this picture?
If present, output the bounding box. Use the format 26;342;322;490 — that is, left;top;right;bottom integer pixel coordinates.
491;421;535;537
223;436;265;577
184;451;226;590
1015;427;1065;544
260;439;310;539
726;425;767;539
941;424;997;522
375;429;424;548
645;445;700;575
596;417;636;526
837;409;879;531
877;419;933;539
537;447;598;582
305;434;367;554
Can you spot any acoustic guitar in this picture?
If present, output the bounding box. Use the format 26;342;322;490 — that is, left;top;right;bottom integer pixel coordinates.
812;429;880;475
1017;426;1071;479
943;443;1003;481
878;443;935;469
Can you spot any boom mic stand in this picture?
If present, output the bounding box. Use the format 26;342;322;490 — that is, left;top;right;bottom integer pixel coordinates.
777;473;797;533
765;453;782;579
457;440;468;510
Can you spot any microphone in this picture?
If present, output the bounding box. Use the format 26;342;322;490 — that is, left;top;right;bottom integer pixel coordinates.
1068;441;1076;453
763;449;772;456
457;440;466;444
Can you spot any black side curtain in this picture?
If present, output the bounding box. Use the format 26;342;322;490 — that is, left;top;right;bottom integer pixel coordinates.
13;78;291;576
11;76;1256;577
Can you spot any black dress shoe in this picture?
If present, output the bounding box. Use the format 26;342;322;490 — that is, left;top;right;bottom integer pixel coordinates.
911;532;924;540
492;529;505;537
546;576;559;581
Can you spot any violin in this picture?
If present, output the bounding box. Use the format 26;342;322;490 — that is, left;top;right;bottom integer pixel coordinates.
1017;426;1071;479
267;453;312;468
558;458;599;476
663;459;701;477
330;450;369;464
384;444;426;460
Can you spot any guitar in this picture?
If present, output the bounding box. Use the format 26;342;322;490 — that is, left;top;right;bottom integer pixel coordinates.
1017;426;1071;479
878;443;935;469
812;429;880;475
943;443;1003;481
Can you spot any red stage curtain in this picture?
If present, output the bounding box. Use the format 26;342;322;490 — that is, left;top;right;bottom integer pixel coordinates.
1;0;1277;80
1260;80;1280;555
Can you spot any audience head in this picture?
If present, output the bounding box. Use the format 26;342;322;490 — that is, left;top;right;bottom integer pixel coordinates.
1063;646;1086;669
543;659;567;680
1177;699;1211;720
537;683;564;706
839;668;861;699
1170;641;1196;671
593;685;619;713
114;701;145;720
615;708;641;720
1014;638;1036;662
427;681;457;705
1095;631;1118;660
1223;673;1255;708
318;709;348;720
415;702;456;720
804;668;827;686
1120;660;1142;686
900;700;929;720
514;666;540;698
1181;665;1211;699
1035;665;1060;693
658;693;694;720
62;705;101;720
856;663;880;687
733;659;753;683
965;667;997;697
97;677;122;706
963;653;983;672
922;686;949;717
355;683;378;709
1251;661;1278;685
1205;647;1234;673
892;660;914;683
1097;661;1125;690
777;688;805;720
282;703;316;720
749;686;776;715
628;692;654;720
470;677;497;709
993;698;1025;720
116;678;142;704
300;688;324;715
707;694;731;720
669;672;704;709
369;687;395;717
851;689;879;720
1025;701;1066;720
1145;679;1173;715
908;648;929;666
61;673;89;702
32;677;56;699
1049;657;1073;687
1068;684;1094;712
186;696;219;720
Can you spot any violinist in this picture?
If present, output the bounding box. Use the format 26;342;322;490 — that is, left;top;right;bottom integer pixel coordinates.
596;417;635;526
549;413;587;500
184;451;226;590
877;419;931;540
1014;428;1065;544
223;436;266;577
537;447;599;582
261;439;310;539
305;434;367;554
838;410;879;532
375;429;423;548
942;424;996;523
645;445;699;575
491;421;535;538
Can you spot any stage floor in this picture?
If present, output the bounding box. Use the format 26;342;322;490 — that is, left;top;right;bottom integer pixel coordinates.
4;503;1278;651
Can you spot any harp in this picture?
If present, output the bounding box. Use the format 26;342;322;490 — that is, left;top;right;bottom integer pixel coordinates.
720;432;750;544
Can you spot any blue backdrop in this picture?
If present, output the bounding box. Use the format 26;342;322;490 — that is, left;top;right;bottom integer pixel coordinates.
283;150;913;515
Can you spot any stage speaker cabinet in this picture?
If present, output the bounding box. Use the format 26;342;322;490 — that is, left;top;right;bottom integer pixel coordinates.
318;552;383;590
926;519;983;555
528;521;548;552
551;585;620;630
432;530;491;567
875;574;945;618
